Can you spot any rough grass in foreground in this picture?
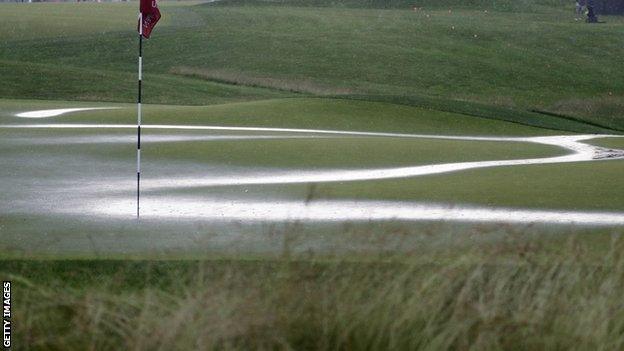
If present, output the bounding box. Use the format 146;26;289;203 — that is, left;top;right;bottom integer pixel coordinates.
5;233;624;350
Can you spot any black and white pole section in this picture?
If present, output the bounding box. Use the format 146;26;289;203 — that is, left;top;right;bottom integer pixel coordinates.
137;13;143;219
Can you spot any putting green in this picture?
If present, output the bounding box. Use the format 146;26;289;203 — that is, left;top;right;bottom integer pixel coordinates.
588;137;624;150
0;128;562;171
1;97;620;210
1;97;624;260
306;160;624;211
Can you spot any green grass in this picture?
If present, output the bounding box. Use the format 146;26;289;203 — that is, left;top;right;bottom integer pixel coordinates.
1;1;623;129
588;137;624;149
1;128;562;169
162;156;624;211
211;0;571;11
3;97;616;259
309;159;624;210
0;97;602;134
0;98;618;216
338;95;616;134
2;3;624;349
142;137;562;169
3;230;624;350
0;60;292;105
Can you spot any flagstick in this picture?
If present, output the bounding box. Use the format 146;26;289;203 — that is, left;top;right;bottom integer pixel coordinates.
137;13;143;219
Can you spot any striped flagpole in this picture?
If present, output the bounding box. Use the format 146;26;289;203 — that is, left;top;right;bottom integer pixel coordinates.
137;12;143;219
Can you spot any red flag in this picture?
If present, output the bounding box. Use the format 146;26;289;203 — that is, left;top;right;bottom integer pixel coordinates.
138;0;161;39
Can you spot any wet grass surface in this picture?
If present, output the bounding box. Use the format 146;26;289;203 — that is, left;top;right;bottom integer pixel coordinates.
312;159;624;210
1;129;559;169
588;137;624;150
1;98;621;221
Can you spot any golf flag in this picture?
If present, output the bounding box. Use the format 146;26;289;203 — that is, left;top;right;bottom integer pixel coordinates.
136;0;161;218
139;0;161;38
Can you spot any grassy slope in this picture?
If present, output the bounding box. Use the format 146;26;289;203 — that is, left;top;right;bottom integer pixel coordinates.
1;96;611;135
214;0;570;11
0;2;294;104
0;97;581;135
1;1;623;130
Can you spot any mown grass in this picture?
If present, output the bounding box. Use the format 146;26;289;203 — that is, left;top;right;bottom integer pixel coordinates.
212;0;570;11
164;155;624;211
0;97;598;135
0;60;291;105
0;128;562;169
3;230;624;350
0;98;619;213
141;136;562;169
310;159;624;210
1;1;623;129
589;136;624;149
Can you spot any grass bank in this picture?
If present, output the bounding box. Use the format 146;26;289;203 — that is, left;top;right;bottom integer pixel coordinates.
1;1;623;129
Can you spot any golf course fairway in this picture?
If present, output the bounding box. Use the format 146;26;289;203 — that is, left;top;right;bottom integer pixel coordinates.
3;1;624;349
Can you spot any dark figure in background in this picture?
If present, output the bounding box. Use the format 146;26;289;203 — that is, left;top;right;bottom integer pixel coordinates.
587;0;598;22
587;6;598;22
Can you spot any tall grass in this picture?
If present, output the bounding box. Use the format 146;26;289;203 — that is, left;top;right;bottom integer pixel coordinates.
7;233;624;350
